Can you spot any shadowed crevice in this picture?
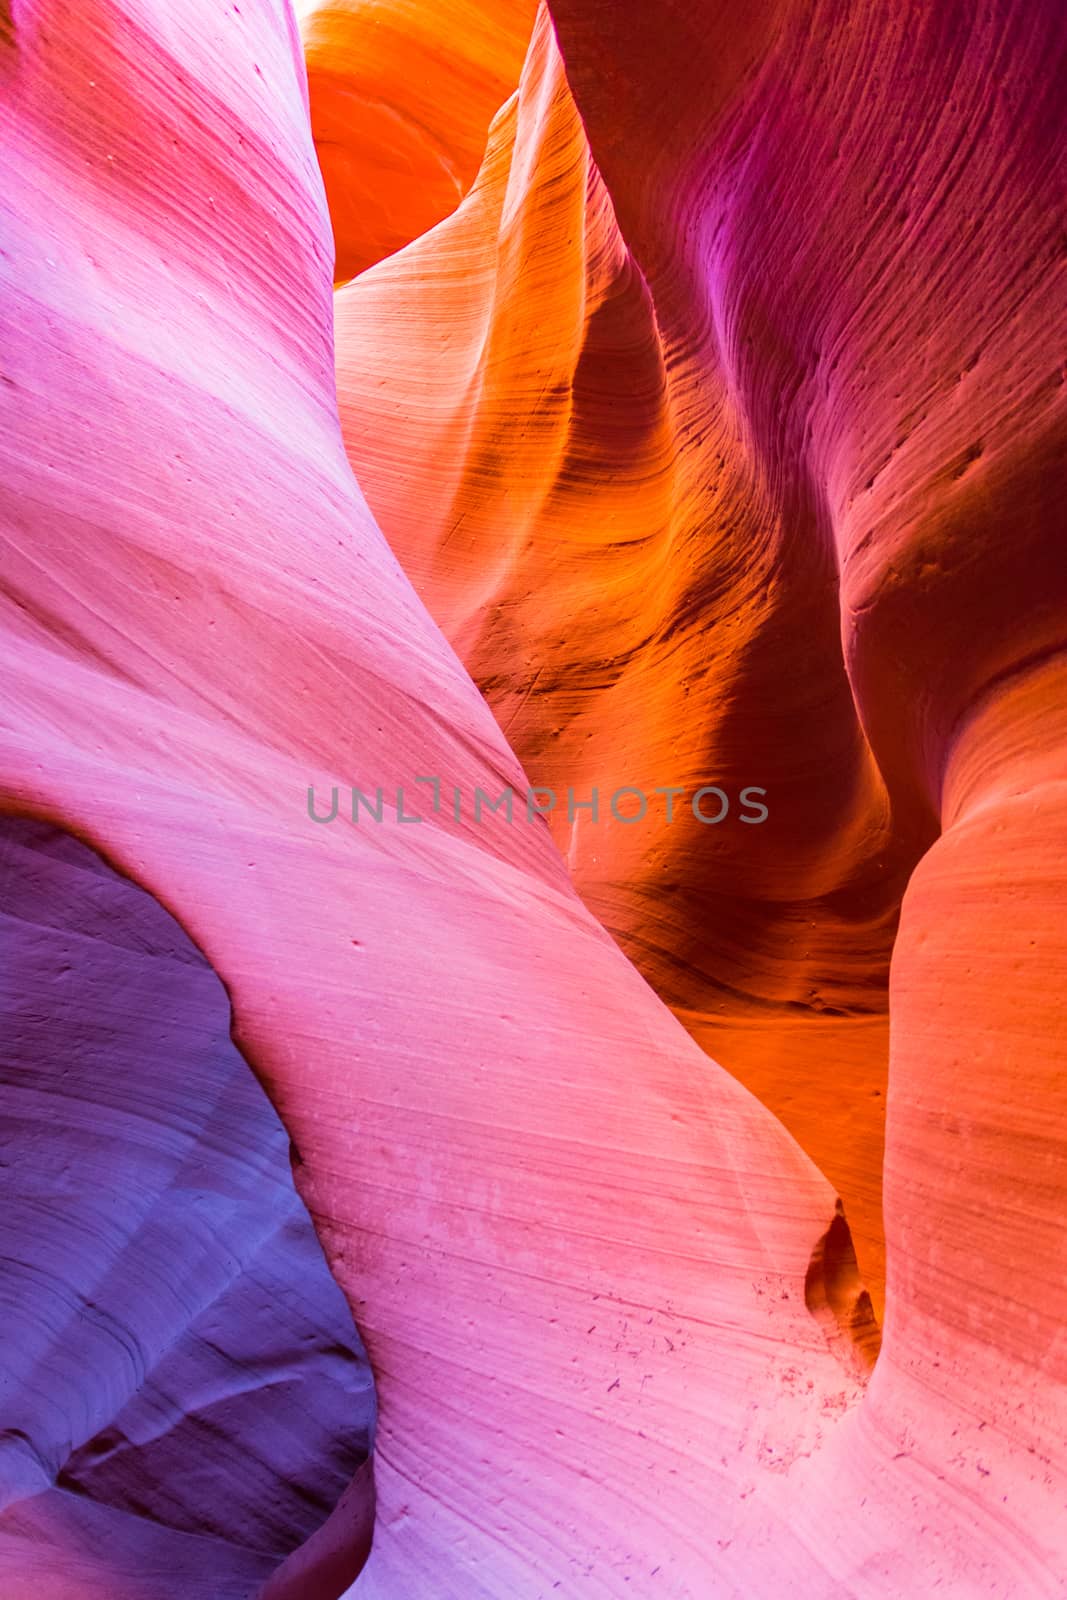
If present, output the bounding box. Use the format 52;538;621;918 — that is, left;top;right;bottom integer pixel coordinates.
0;814;376;1596
805;1200;881;1375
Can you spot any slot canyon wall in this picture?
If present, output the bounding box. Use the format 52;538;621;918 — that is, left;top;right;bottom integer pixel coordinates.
0;816;375;1597
0;0;1064;1597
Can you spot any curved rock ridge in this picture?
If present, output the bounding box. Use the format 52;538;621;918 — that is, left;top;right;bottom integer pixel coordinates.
0;816;375;1596
299;0;535;281
332;4;915;1306
2;3;877;1598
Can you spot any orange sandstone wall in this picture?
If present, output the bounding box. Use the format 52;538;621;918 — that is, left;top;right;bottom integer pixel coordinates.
299;0;535;280
331;7;931;1306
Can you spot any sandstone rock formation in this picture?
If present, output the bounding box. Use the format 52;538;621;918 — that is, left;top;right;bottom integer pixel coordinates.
1;0;1064;1596
299;0;534;280
331;1;1066;1330
0;816;375;1597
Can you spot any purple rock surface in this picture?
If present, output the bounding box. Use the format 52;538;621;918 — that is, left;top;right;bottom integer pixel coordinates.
0;816;375;1596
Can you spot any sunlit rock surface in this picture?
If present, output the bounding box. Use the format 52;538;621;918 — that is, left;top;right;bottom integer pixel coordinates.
298;0;534;280
1;0;1065;1596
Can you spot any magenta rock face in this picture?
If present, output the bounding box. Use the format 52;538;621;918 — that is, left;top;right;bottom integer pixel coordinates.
0;815;375;1596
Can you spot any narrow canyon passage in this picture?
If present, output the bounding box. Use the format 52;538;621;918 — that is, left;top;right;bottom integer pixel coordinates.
328;2;917;1315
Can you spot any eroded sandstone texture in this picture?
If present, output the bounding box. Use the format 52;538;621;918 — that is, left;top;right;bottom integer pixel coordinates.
299;0;534;280
1;0;1064;1596
0;816;375;1596
332;2;1066;1331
